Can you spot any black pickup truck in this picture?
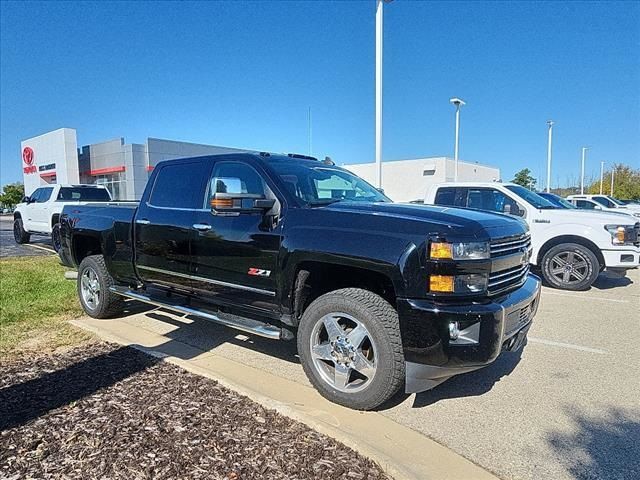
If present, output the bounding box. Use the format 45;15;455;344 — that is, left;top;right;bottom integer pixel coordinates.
59;152;541;410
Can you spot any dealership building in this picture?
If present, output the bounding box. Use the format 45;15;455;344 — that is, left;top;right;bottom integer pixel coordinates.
20;128;251;199
21;128;501;203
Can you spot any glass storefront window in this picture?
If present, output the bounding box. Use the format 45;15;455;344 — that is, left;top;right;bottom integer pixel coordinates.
95;172;126;200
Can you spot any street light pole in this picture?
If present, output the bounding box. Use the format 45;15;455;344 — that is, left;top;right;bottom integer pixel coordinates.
546;120;554;193
611;167;615;196
580;147;588;194
449;98;465;181
375;0;383;188
600;161;605;194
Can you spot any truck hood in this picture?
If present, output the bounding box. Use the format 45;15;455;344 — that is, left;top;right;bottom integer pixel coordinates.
540;208;638;225
323;201;527;238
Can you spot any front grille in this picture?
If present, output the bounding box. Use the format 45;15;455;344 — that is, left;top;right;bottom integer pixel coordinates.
488;263;530;294
631;223;640;245
490;233;532;257
488;233;531;295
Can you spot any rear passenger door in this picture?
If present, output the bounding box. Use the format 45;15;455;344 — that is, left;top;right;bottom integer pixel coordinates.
134;159;210;290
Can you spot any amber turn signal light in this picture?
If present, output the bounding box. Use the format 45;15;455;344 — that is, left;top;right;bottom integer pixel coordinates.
430;275;455;293
430;242;453;259
210;198;234;208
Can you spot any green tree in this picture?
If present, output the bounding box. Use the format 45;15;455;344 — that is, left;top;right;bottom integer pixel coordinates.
586;164;640;200
512;168;536;189
0;182;25;208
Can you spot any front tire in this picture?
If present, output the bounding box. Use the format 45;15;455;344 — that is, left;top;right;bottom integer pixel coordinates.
541;243;599;290
297;288;404;410
77;255;124;318
51;223;62;252
13;218;30;244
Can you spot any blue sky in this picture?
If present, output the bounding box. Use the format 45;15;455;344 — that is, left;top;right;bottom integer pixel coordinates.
1;1;638;187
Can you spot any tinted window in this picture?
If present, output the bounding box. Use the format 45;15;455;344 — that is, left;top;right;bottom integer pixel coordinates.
150;161;210;209
434;188;456;206
57;187;111;201
575;200;596;210
210;162;266;196
36;187;53;203
505;185;556;209
593;196;615;208
29;189;42;202
465;188;519;214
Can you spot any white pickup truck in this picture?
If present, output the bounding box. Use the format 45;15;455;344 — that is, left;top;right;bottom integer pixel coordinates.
566;194;640;218
13;184;112;252
425;182;640;290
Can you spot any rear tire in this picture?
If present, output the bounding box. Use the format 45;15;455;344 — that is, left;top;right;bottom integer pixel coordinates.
541;243;599;290
51;223;62;252
77;255;124;318
13;218;30;244
297;288;404;410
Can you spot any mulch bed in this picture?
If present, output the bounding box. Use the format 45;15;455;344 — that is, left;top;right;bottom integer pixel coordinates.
0;343;391;480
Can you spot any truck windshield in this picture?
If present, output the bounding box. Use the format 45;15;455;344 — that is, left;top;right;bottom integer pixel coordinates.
270;163;391;206
505;185;557;209
57;187;111;201
538;193;576;209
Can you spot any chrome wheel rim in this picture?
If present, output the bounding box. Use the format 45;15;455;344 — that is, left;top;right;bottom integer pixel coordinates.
550;251;589;285
309;312;377;393
80;266;100;310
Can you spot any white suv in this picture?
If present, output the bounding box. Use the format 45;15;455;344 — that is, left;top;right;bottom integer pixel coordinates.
13;185;112;251
425;182;640;290
566;194;640;218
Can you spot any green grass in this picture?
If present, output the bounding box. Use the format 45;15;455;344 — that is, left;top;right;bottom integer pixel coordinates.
0;256;91;357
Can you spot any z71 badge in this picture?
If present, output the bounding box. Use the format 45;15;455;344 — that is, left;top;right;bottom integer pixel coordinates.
248;268;271;277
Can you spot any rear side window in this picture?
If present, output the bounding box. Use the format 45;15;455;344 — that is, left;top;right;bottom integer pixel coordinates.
593;196;614;208
575;200;596;210
149;161;210;209
57;187;111;201
434;188;456;206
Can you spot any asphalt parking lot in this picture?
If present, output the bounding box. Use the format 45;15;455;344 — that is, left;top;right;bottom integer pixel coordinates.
0;216;55;258
92;269;639;480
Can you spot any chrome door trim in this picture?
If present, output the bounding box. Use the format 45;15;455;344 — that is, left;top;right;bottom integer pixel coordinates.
137;265;276;297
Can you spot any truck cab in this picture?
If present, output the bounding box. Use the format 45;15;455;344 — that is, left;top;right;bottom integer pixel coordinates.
426;182;640;290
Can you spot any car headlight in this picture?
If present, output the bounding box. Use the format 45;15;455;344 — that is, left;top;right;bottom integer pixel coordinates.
430;273;488;293
604;225;633;245
430;241;490;260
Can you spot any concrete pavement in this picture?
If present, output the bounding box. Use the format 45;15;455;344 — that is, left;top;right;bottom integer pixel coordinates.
71;269;640;480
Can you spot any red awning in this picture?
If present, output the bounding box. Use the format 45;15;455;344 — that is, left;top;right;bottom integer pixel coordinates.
89;165;126;175
39;171;57;178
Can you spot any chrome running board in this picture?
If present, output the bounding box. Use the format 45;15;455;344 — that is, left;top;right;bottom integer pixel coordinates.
109;286;281;340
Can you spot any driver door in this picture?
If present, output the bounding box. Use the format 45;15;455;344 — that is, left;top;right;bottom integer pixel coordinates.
190;159;283;315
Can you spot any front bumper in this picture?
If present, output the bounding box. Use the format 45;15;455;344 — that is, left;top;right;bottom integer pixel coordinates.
601;246;640;270
397;273;541;393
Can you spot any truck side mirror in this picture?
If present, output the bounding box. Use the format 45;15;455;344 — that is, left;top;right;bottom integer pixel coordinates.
21;196;31;204
210;193;275;214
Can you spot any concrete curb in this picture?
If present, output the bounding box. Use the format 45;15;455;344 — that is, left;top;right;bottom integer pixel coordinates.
71;317;499;480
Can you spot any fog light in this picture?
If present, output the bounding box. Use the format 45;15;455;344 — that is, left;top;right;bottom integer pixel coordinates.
448;321;460;340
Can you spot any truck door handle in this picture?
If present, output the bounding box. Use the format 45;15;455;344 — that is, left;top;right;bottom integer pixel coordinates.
136;219;150;225
192;223;212;231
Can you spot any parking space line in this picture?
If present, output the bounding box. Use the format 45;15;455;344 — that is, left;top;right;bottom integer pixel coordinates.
542;290;629;303
26;243;56;254
528;337;609;354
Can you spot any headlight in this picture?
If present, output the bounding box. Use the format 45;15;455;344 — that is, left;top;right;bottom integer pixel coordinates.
430;241;490;260
604;225;632;245
430;273;488;293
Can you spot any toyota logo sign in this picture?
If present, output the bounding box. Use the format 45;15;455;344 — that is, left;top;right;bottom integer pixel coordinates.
22;146;37;174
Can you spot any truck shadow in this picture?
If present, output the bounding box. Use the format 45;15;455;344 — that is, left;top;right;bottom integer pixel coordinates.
546;405;640;479
591;272;633;290
377;348;524;410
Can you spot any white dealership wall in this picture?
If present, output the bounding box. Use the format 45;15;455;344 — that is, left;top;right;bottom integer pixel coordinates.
21;128;80;196
345;157;501;202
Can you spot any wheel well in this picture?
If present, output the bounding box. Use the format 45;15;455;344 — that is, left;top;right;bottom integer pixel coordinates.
537;235;604;270
51;214;60;227
291;262;396;325
13;212;21;220
72;235;102;266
